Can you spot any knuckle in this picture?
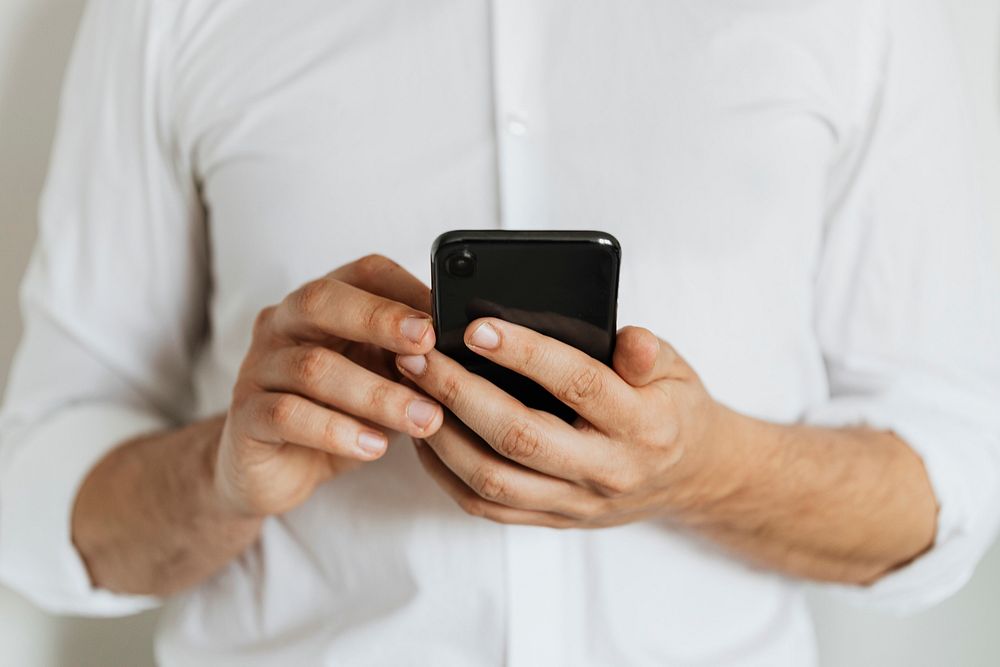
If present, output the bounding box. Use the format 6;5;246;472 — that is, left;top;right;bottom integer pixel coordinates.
354;254;395;280
319;414;343;449
439;374;462;407
252;306;277;337
292;347;333;386
557;366;604;406
519;342;542;374
263;394;298;428
626;409;669;447
656;415;680;446
469;466;508;503
360;299;393;335
571;496;608;522
496;420;542;460
289;279;329;318
458;496;487;518
364;379;393;409
593;465;639;498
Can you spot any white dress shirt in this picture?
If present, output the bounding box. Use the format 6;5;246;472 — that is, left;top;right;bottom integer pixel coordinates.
2;0;1000;664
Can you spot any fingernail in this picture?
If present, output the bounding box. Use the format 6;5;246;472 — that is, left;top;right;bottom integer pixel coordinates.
401;317;431;344
358;431;387;456
469;322;500;350
397;354;427;375
407;400;438;429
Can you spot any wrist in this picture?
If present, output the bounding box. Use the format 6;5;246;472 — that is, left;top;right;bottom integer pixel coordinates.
202;418;267;528
659;401;768;526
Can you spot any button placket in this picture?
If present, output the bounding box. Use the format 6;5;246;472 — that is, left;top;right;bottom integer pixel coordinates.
489;7;565;665
490;0;550;231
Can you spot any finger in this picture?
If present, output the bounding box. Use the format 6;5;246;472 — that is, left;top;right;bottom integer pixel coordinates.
414;441;576;528
613;326;687;386
396;349;609;485
339;340;396;380
464;297;610;358
239;392;389;461
424;415;602;518
255;345;444;438
272;277;435;353
331;254;432;313
462;318;640;431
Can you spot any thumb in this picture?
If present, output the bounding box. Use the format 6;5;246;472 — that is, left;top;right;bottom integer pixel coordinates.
612;326;683;387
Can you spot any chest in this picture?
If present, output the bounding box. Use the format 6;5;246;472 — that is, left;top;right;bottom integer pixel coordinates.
178;0;853;415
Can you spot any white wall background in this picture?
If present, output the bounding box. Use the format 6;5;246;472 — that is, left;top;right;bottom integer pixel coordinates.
0;1;998;665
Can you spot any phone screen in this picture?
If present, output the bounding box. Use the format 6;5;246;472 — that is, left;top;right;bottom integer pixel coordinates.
431;231;620;421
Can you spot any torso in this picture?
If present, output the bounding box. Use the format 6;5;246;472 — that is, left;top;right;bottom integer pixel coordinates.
156;1;877;663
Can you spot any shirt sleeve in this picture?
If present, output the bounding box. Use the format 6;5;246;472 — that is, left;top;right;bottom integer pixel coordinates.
806;0;1000;613
0;0;206;616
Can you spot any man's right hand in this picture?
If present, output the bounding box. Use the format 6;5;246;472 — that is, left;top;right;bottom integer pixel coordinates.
72;254;443;595
214;254;444;517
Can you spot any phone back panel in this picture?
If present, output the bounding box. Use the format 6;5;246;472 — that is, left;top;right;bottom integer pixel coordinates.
431;230;620;421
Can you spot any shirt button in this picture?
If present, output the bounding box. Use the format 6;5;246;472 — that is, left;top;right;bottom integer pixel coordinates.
505;115;528;137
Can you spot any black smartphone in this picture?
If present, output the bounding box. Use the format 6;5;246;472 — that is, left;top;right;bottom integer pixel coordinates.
431;230;621;422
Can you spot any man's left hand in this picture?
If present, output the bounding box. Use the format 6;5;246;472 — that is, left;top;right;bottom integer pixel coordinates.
395;319;725;528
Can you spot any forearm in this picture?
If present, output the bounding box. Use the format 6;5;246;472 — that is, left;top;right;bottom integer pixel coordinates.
669;406;938;584
72;416;262;596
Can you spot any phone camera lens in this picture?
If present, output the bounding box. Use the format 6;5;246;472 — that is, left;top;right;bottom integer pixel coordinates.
445;249;476;278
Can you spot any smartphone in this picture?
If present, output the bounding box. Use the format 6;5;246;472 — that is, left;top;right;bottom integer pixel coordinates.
431;230;621;422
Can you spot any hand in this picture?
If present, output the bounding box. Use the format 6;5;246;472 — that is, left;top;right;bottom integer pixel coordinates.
215;255;445;517
396;319;725;528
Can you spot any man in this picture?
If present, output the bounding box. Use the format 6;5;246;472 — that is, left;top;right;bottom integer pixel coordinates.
1;0;999;664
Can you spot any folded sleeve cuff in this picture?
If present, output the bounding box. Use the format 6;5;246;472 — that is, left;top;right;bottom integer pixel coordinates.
804;396;1000;614
0;402;166;616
